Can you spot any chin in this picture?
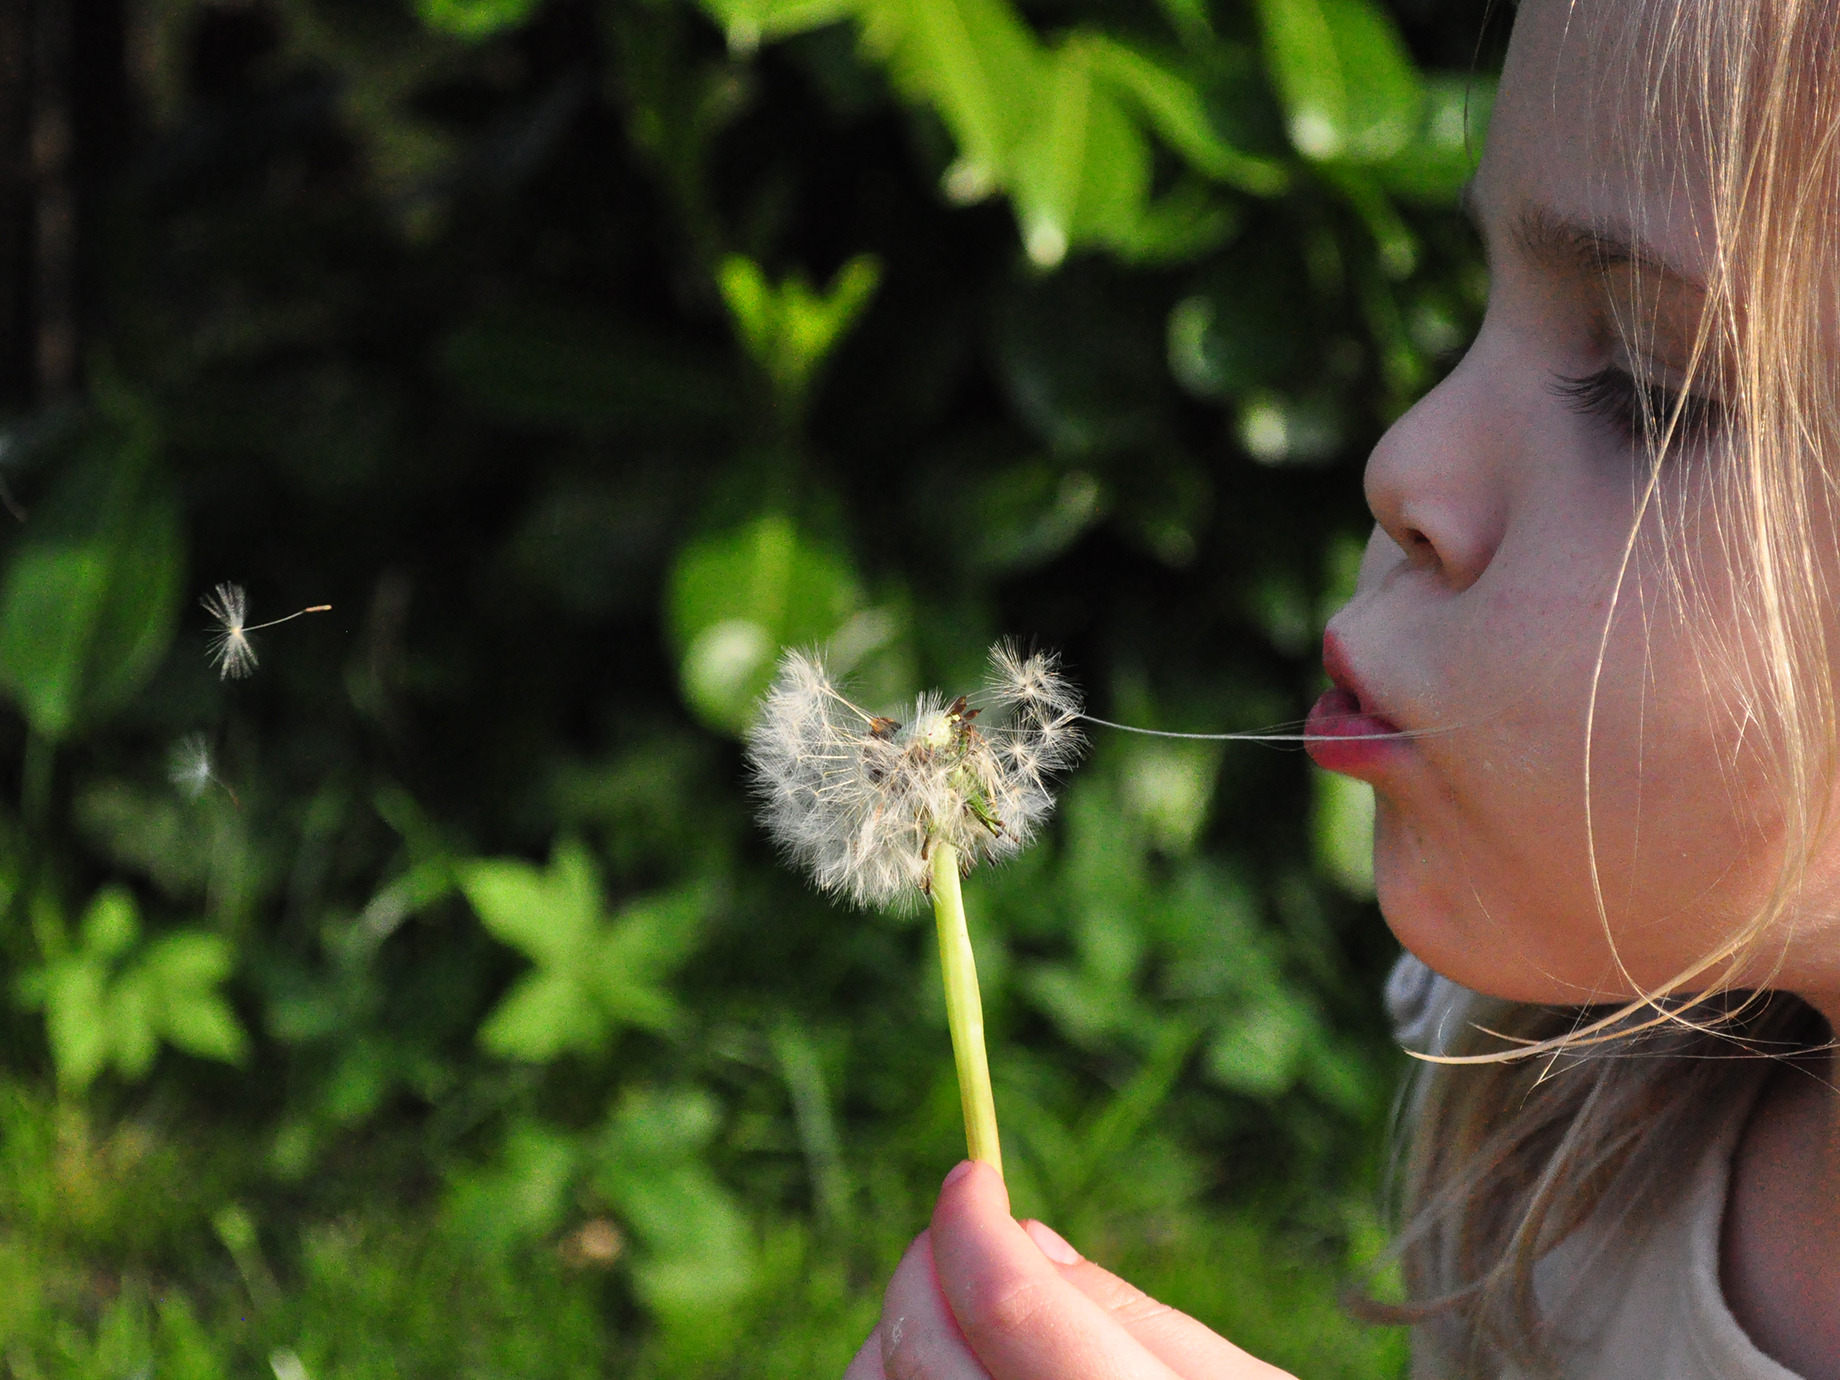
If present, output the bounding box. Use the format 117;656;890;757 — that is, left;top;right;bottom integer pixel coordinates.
1371;800;1603;1007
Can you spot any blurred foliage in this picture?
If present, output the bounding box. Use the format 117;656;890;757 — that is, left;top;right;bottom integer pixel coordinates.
0;0;1495;1372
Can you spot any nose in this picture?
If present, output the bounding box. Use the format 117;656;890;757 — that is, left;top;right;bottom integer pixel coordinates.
1363;346;1508;593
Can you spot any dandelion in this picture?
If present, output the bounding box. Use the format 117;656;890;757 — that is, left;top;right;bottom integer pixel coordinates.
168;733;238;807
747;641;1084;1172
202;582;332;680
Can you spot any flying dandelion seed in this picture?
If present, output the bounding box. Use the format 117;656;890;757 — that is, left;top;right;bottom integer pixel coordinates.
746;641;1084;1176
168;733;239;807
747;642;1085;909
169;734;216;800
202;582;332;680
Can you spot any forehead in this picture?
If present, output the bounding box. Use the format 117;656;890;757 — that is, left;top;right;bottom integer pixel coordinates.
1477;0;1713;279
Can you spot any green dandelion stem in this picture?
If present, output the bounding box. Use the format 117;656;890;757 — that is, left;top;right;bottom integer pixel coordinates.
929;841;1001;1175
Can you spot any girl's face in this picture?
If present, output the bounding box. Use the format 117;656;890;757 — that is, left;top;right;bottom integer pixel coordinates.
1317;0;1840;1009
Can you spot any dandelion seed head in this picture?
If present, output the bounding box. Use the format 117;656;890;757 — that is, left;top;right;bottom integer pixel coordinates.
168;733;216;801
746;644;1085;910
203;581;258;679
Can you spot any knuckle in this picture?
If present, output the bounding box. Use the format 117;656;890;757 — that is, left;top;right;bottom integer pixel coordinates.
1113;1293;1178;1327
879;1316;925;1380
962;1272;1052;1338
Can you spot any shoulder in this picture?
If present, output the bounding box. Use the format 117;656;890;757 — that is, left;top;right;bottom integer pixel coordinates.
1534;1064;1798;1380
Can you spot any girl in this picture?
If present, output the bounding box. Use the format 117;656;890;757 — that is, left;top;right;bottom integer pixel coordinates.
844;0;1840;1375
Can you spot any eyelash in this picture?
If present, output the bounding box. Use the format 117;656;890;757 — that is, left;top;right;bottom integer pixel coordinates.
1552;367;1725;445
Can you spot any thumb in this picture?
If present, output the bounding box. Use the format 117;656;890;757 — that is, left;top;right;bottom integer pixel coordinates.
927;1161;1180;1380
1019;1220;1295;1379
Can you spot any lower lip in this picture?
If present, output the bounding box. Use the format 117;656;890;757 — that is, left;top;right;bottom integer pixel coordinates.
1305;687;1410;777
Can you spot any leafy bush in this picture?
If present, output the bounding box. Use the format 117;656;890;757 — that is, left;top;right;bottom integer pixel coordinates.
0;0;1494;1372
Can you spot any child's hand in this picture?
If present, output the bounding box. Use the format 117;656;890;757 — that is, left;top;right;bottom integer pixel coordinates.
842;1160;1297;1379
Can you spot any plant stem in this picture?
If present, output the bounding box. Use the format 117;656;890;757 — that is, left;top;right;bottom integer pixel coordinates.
21;730;51;830
929;841;1001;1175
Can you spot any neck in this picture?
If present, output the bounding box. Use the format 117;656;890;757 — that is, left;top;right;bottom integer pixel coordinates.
1719;998;1840;1379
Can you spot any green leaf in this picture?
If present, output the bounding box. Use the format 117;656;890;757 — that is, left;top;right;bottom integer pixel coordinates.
444;1119;581;1256
156;989;249;1065
478;969;607;1060
108;972;160;1079
0;422;184;742
21;887;247;1089
596;1089;752;1316
860;0;1046;200
81;886;141;959
697;0;855;53
463;842;704;1061
1011;39;1150;267
666;514;865;734
140;931;233;987
592;893;701;1034
0;546;107;741
44;962;110;1091
413;0;543;41
1253;0;1423;163
1313;766;1375;897
1374;74;1495;205
718;254;881;409
458;842;600;967
1079;34;1289;196
141;932;249;1065
1206;992;1316;1098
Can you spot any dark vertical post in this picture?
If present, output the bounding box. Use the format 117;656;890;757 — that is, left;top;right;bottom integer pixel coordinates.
0;0;31;409
30;0;74;398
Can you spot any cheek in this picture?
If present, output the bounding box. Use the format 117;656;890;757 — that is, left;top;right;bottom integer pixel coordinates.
1376;570;1780;1003
1372;771;1625;1002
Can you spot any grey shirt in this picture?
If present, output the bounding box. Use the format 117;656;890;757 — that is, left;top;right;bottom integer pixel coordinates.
1387;955;1797;1380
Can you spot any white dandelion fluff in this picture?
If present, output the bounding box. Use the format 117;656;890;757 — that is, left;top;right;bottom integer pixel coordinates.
168;732;239;807
168;733;217;800
746;642;1085;909
204;583;257;679
202;582;332;680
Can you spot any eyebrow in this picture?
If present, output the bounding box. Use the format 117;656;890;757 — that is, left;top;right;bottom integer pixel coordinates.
1459;183;1704;290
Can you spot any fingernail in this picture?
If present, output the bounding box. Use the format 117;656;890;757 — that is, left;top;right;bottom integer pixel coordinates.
1023;1219;1081;1265
942;1160;978;1190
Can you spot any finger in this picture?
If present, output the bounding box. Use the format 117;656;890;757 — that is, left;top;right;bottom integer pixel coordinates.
844;1331;887;1380
1019;1221;1294;1379
928;1161;1178;1380
879;1229;993;1380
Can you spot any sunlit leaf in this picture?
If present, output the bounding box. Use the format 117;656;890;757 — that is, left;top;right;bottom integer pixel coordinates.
697;0;855;53
1253;0;1422;163
1375;74;1495;205
1313;767;1375;897
860;0;1046;199
665;514;865;734
1079;33;1289;195
414;0;543;41
595;1088;753;1316
1011;39;1150;267
462;842;703;1061
0;421;183;743
18;887;247;1090
718;254;881;410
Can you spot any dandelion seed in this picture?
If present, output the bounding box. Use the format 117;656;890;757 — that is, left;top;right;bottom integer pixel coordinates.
167;733;238;807
202;582;332;680
746;643;1085;910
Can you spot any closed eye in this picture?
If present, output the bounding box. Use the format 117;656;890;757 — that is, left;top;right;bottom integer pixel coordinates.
1552;367;1725;446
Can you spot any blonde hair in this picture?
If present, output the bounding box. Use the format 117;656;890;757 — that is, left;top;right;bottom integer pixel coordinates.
1378;1;1840;1372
